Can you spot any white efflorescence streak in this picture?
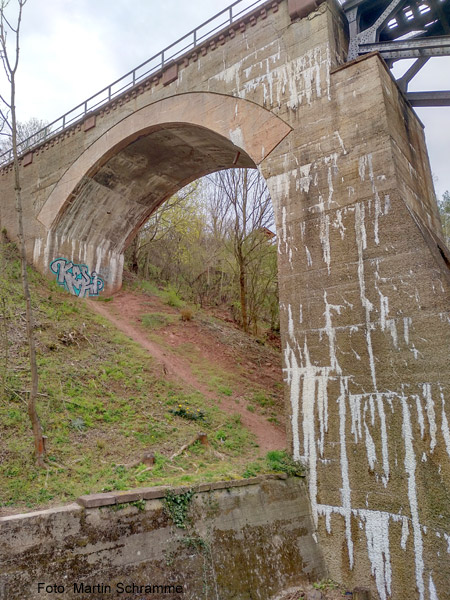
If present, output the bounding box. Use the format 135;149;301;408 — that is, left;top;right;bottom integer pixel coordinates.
358;509;392;600
355;203;377;390
339;378;354;569
401;393;425;600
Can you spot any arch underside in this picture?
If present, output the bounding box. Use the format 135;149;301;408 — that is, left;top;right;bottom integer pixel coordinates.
53;123;255;254
38;93;292;284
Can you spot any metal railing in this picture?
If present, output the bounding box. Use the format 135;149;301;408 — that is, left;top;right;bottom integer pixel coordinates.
0;0;271;166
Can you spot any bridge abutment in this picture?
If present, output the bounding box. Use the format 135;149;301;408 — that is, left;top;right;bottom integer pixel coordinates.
262;46;449;599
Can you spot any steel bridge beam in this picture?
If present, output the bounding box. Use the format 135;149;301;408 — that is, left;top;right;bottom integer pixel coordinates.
396;57;429;92
359;34;450;59
406;90;450;106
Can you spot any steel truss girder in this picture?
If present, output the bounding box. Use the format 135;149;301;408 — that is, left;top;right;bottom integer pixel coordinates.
358;34;450;58
396;57;430;92
346;0;407;61
406;91;450;106
344;0;450;108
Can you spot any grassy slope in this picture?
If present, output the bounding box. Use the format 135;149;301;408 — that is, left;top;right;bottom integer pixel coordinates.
132;279;284;424
0;245;288;513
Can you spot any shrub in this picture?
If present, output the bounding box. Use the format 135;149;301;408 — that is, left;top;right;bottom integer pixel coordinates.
169;404;205;421
180;308;193;321
266;450;305;477
162;286;184;308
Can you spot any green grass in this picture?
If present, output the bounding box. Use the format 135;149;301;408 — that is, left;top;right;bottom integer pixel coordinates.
132;280;161;296
141;312;176;329
313;579;340;591
0;311;256;509
149;330;282;427
252;391;275;408
161;286;185;308
0;244;287;512
242;451;305;479
265;450;305;477
213;414;256;454
132;280;184;309
217;385;232;396
1;348;262;509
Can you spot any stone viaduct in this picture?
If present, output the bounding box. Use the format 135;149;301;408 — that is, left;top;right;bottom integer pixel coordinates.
0;0;449;598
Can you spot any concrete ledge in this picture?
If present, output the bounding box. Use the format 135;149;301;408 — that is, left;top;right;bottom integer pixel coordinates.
77;492;116;508
0;476;295;522
1;477;290;520
194;475;267;493
0;503;82;523
113;486;171;503
75;475;290;509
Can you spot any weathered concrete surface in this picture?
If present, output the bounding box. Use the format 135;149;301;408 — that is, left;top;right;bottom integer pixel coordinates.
0;1;449;598
0;477;325;600
268;48;450;600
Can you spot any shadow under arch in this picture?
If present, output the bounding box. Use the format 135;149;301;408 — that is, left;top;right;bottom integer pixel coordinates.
38;92;291;293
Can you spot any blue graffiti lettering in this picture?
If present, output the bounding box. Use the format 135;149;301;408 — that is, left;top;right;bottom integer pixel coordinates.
50;258;104;297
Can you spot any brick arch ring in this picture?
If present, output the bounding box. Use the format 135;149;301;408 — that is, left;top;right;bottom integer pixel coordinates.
37;92;292;231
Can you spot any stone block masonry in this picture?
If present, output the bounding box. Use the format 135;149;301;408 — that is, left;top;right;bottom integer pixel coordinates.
0;477;325;600
0;0;449;597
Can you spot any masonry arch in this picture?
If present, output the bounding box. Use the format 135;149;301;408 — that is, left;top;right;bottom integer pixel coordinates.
38;92;291;292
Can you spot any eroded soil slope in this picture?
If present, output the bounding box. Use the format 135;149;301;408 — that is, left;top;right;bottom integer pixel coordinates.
89;288;286;452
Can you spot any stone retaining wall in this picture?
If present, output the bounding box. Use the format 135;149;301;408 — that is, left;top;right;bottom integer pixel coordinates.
0;476;325;600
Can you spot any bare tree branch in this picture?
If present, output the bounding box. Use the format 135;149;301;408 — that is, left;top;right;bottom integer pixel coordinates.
0;0;46;467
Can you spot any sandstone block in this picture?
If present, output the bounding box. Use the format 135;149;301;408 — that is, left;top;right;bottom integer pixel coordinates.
77;492;116;508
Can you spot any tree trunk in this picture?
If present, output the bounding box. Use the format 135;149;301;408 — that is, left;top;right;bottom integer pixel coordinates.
4;9;46;467
128;235;139;274
13;155;46;467
0;295;9;389
239;258;248;333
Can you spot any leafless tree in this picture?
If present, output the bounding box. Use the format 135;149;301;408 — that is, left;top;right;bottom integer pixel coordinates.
1;0;46;467
128;169;278;331
207;169;274;333
0;116;49;157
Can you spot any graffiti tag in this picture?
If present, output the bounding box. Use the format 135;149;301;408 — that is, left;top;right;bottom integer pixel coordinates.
50;258;104;297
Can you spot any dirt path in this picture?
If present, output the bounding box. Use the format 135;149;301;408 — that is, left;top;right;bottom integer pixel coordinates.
87;291;286;453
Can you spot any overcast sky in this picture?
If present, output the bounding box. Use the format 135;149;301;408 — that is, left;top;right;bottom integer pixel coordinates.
3;0;450;197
